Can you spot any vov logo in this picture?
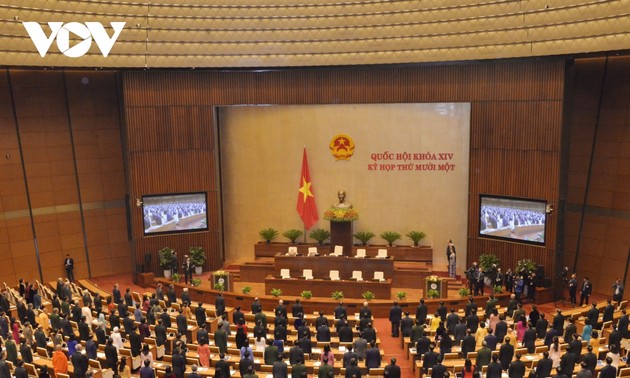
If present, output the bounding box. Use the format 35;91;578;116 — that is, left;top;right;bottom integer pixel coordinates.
23;22;126;58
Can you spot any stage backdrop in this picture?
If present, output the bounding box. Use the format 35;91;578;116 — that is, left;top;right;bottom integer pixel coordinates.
219;103;470;271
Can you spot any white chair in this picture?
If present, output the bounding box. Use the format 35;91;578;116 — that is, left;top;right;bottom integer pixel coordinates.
307;247;318;256
373;271;385;282
287;246;298;256
303;269;313;280
332;245;343;256
329;270;340;281
280;269;291;279
351;271;363;281
355;249;366;258
376;248;388;258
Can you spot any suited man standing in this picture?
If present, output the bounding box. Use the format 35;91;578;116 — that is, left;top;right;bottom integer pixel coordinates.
71;345;89;378
215;293;225;317
389;301;402;337
508;354;526;378
580;277;593;306
499;337;514;370
64;254;74;282
182;255;194;285
612;279;624;302
195;302;207;329
599;357;617;378
384;357;401;378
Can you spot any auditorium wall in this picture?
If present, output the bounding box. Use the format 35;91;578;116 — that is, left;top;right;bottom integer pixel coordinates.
564;56;630;298
219;104;471;270
122;59;566;278
0;69;130;284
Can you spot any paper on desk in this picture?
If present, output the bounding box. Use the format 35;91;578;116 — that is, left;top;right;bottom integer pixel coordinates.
314;362;321;367
254;359;261;364
339;346;346;352
525;355;534;360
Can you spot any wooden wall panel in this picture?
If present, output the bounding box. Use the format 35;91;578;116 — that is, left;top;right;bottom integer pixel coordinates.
0;69;130;284
123;58;566;279
564;56;630;298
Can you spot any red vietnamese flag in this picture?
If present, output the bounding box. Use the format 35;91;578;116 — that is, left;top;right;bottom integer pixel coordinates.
296;147;318;229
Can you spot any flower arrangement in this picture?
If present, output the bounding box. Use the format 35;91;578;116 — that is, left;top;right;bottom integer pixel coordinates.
324;207;359;222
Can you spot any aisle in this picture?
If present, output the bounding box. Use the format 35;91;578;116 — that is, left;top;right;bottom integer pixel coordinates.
373;318;415;378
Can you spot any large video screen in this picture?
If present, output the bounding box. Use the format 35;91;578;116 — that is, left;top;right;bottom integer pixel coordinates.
142;192;208;236
479;195;546;245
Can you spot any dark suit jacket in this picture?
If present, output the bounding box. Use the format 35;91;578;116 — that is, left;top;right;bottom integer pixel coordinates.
272;361;288;378
214;359;230;378
289;346;304;365
422;351;439;372
486;362;503;378
461;335;476;357
495;321;508;342
365;347;381;368
536;318;549;339
499;343;514;369
599;365;617;378
70;352;88;378
430;363;447;378
140;367;156;378
196;306;207;326
389;306;402;322
536;357;553;378
171;353;186;378
384;364;401;378
508;360;526;378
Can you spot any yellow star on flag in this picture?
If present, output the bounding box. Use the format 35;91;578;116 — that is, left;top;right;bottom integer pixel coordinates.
298;177;313;203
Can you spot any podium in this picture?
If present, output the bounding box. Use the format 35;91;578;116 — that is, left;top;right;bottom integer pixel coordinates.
425;275;447;299
211;271;231;291
330;221;353;255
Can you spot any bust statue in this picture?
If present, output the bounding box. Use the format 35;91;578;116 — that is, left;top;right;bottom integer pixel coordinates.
332;190;352;209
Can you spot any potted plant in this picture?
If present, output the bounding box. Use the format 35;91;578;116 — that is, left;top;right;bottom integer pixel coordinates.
396;291;407;301
191;278;201;287
270;288;282;297
427;289;439;299
171;273;181;283
353;231;375;246
362;291;375;301
241;286;252;295
300;290;313;299
282;229;303;244
516;259;538;275
259;228;279;244
214;282;225;291
493;285;504;294
406;231;427;247
188;246;206;275
380;231;401;247
309;229;331;245
331;291;344;300
458;287;471;297
479;254;500;272
159;247;175;278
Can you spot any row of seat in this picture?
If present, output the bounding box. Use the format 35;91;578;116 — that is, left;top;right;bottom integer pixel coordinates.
286;245;389;259
279;268;386;282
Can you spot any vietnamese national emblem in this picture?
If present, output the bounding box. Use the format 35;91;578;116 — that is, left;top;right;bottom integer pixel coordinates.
329;134;355;160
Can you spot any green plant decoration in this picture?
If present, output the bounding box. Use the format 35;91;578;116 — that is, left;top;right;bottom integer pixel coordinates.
171;273;181;283
396;291;407;301
493;285;504;294
331;291;344;300
270;288;282;297
380;231;401;247
353;231;376;246
406;231;427;247
300;290;313;299
516;259;538;274
214;283;225;291
458;287;471;297
427;289;439;299
158;247;175;268
282;229;303;244
259;228;279;244
190;278;201;287
188;246;206;267
362;291;375;301
309;229;331;245
479;254;500;272
241;286;252;294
